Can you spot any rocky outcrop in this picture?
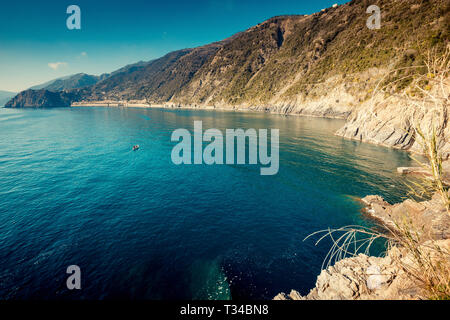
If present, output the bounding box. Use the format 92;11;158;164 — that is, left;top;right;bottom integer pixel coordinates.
4;89;79;108
6;0;448;115
361;193;450;241
335;89;450;155
275;250;415;300
335;96;416;150
275;239;450;300
275;191;450;300
396;161;450;185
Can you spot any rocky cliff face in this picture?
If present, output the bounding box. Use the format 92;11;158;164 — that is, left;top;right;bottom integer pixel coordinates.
275;192;450;300
29;73;106;92
362;193;450;241
4;89;78;108
7;0;448;109
336;80;450;154
274;251;416;300
275;240;450;300
5;0;449;154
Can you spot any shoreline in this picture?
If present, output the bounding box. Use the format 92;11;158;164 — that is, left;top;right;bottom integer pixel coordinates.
276;193;450;300
72;101;420;156
70;101;350;120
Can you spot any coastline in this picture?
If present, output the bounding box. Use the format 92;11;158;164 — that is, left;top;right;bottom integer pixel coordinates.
70;100;351;120
6;96;449;300
70;98;438;155
275;193;450;300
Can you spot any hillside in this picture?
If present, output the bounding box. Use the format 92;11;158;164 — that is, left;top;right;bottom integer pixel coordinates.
5;0;449;149
29;73;108;92
5;89;80;108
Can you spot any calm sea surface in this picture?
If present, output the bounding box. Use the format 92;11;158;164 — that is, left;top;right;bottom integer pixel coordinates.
0;106;414;299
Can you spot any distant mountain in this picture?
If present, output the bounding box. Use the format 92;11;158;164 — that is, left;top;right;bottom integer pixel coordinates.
6;0;449;110
83;45;224;102
29;73;109;92
4;89;80;108
0;90;17;106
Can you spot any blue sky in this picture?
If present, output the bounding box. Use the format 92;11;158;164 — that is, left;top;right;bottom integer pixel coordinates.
0;0;346;92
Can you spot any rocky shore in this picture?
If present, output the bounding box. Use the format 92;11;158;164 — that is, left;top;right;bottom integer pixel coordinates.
275;190;450;300
361;193;450;241
5;89;78;108
275;239;449;300
335;92;450;156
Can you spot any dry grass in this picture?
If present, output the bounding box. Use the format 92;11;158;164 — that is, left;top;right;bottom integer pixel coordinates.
306;221;450;299
390;219;450;300
396;46;450;299
304;226;388;270
405;46;450;213
307;46;450;300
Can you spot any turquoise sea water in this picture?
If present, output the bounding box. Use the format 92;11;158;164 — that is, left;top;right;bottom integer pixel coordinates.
0;106;413;300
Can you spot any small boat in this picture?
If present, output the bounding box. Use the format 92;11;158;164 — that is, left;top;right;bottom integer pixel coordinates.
132;145;140;151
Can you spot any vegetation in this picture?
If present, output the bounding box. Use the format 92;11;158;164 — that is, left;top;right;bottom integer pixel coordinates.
177;0;448;106
307;46;450;300
8;0;449;108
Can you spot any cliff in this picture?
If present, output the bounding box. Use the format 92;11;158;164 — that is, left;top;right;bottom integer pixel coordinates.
29;73;106;92
5;0;450;158
275;239;450;300
6;1;448;116
4;89;79;108
275;192;450;300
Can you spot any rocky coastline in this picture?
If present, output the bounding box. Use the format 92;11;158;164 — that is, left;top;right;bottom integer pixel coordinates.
6;0;448;155
2;0;448;300
275;187;450;300
275;239;450;300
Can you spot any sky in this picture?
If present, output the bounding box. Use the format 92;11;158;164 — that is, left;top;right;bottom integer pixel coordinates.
0;0;346;92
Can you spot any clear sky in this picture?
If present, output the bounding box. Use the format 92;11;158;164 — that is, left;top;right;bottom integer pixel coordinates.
0;0;346;92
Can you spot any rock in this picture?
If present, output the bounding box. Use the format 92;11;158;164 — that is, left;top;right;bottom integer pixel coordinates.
288;290;304;300
397;167;427;174
361;193;450;241
275;193;450;300
274;240;450;300
5;89;78;108
366;265;380;275
361;195;387;206
273;293;288;300
366;265;390;290
396;166;450;186
335;89;450;155
367;275;383;290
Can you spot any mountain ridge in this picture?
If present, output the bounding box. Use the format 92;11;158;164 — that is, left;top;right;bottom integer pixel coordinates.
8;0;448;109
29;73;109;92
5;0;449;152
